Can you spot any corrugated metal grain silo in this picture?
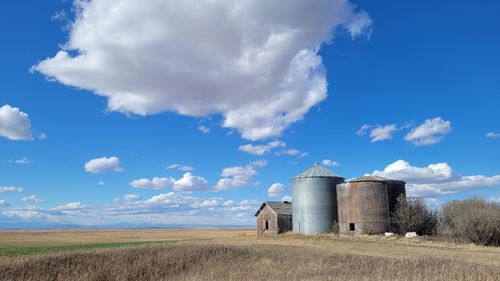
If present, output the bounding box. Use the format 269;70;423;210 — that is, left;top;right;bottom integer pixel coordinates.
291;164;345;234
336;175;406;235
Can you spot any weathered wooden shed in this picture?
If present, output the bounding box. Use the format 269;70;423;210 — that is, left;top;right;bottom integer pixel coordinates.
255;201;292;236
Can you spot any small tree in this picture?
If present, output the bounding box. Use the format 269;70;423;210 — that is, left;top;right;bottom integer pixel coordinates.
441;198;500;246
393;194;439;236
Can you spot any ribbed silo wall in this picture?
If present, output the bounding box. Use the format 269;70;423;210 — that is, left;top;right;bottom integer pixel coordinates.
336;182;405;235
292;177;344;234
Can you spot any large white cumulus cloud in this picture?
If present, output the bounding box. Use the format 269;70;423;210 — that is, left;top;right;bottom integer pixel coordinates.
34;0;371;140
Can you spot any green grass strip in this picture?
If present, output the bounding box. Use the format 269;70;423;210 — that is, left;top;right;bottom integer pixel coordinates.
0;240;178;256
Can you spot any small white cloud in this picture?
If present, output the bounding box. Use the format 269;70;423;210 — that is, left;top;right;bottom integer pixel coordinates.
250;160;268;168
0;199;9;207
123;194;141;201
321;159;341;167
3;209;42;219
22;195;42;202
56;202;90;211
190;199;219;208
370;124;397;143
268;183;286;197
214;165;257;191
198;126;211;134
239;141;308;158
277;149;308;158
0;104;33;141
172;172;209;192
0;186;23;194
281;195;292;202
15;157;30;164
129;177;175;190
223;200;236;206
38;132;47;140
84;156;124;173
240;200;259;206
404;117;452;146
486;132;500;139
97;181;105;186
345;10;373;37
239;141;286;156
356;124;371;135
166;164;193;172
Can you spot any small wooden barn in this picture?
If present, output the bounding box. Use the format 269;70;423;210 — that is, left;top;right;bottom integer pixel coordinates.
255;201;292;236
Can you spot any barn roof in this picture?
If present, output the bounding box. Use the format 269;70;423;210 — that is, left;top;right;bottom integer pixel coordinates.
254;201;292;217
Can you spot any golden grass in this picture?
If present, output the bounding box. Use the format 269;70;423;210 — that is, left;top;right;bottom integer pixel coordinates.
1;229;499;281
1;243;498;281
0;228;254;246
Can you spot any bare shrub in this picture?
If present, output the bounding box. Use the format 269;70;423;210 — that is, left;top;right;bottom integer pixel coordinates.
393;194;439;236
331;221;339;235
441;198;500;246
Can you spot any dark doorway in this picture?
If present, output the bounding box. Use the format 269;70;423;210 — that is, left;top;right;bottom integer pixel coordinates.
349;223;355;231
265;220;269;230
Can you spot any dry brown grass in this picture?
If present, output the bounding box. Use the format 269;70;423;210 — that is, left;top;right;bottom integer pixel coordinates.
0;228;252;246
1;243;498;281
1;229;499;281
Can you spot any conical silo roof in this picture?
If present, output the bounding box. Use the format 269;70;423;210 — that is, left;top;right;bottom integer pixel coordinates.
292;164;342;180
348;175;405;184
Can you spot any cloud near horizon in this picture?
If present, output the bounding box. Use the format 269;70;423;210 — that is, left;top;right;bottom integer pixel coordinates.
34;0;372;140
371;160;500;197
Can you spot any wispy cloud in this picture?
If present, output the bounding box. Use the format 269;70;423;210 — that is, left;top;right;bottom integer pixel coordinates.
22;195;43;202
321;159;341;167
486;132;500;139
0;186;23;194
15;157;30;164
239;141;285;156
166;164;193;172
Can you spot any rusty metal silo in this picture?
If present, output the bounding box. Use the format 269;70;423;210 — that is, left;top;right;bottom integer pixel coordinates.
292;164;344;234
336;176;405;235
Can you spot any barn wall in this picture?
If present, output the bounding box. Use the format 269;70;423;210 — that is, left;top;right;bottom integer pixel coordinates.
256;205;278;236
278;214;293;233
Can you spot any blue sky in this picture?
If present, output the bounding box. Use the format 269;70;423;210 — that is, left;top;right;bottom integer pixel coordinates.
0;0;499;227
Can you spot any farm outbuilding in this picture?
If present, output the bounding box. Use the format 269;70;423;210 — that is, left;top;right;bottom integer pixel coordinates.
336;175;406;235
255;201;292;236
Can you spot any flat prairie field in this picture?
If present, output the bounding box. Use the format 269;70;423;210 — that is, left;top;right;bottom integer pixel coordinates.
0;229;499;281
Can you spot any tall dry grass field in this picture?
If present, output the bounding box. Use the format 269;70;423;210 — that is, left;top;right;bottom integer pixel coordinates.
0;229;499;281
